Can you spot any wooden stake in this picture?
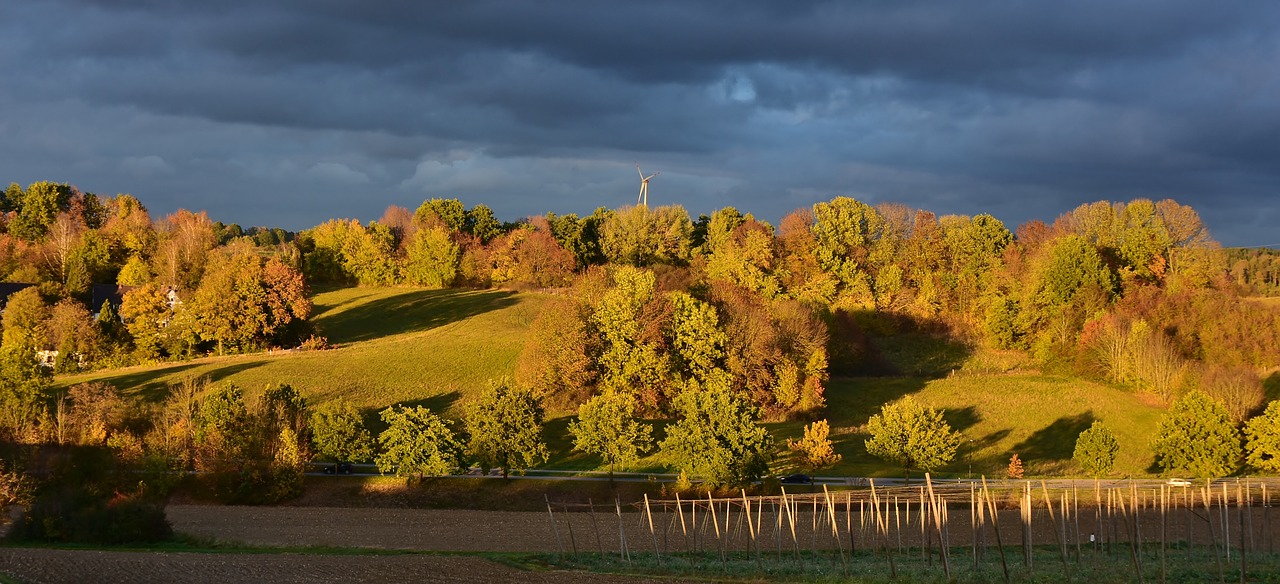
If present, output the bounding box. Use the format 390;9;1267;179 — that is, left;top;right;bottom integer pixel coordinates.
588;499;605;559
981;477;1011;584
615;497;630;565
562;503;578;556
1040;480;1069;581
644;494;659;563
824;485;849;576
1204;481;1225;584
546;495;564;559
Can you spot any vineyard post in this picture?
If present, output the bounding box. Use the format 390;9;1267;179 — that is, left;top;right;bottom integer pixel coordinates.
981;477;1011;584
546;495;564;559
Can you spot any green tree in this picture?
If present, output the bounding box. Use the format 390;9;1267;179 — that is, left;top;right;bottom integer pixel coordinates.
10;181;72;241
375;405;464;479
811;196;885;307
864;396;961;481
465;382;548;478
1244;401;1280;472
414;198;467;232
1073;421;1120;477
1152;390;1241;478
465;204;503;243
309;399;374;463
404;226;459;288
569;391;653;481
659;389;773;486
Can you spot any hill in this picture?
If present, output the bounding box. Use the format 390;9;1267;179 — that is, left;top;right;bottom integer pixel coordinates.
57;287;545;416
59;286;1170;478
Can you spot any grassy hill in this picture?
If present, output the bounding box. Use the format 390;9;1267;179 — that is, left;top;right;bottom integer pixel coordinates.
58;286;1173;478
57;287;545;415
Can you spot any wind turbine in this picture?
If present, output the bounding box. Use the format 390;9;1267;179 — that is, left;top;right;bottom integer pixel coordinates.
636;164;659;207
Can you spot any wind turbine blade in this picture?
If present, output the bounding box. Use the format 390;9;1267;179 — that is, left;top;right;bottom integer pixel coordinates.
637;165;645;180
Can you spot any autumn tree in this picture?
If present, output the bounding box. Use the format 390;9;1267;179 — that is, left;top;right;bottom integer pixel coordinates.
376;405;464;479
1073;421;1120;477
1152;390;1241;478
865;396;961;481
659;389;773;486
465;382;548;478
569;391;653;481
1244;401;1280;473
1007;454;1025;479
516;298;597;409
599;205;693;266
0;287;51;440
789;419;842;471
309;398;374;463
46;299;101;372
152;209;217;290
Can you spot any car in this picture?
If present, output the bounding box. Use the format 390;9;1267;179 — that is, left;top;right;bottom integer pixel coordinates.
1167;478;1192;487
322;462;355;475
780;473;813;485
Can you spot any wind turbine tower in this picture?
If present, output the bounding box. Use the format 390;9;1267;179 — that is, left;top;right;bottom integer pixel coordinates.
636;164;659;207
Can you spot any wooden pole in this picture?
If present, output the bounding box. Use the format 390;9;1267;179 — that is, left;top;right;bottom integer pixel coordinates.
1117;489;1143;584
1040;480;1069;580
743;491;761;569
644;494;660;563
588;499;605;559
615;497;630;565
981;477;1011;584
926;474;951;580
1204;482;1225;584
562;503;578;556
823;486;849;576
546;495;565;559
869;479;896;579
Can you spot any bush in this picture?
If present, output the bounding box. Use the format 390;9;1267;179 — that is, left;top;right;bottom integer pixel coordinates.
9;487;171;544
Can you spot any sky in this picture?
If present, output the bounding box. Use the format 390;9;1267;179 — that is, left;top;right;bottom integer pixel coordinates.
1;1;1277;246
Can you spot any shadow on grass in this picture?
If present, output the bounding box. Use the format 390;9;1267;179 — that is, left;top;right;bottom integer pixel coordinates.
1010;411;1095;471
84;360;269;403
362;391;464;435
1265;371;1280;402
313;289;518;344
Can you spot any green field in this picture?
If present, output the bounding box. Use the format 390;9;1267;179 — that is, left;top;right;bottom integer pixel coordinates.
57;286;1172;478
57;287;544;416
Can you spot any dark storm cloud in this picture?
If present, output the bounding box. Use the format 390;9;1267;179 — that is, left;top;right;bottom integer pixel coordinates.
0;1;1277;244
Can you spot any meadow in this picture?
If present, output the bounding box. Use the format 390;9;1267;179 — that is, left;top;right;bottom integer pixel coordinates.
57;286;1169;479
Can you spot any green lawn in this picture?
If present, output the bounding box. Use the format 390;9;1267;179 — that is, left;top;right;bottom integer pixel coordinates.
57;287;545;417
768;373;1166;479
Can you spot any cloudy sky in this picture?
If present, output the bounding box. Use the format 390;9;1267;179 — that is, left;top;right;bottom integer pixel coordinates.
1;1;1277;245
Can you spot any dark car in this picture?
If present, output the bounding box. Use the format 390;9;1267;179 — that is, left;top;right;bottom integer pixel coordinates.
323;462;355;474
780;473;813;484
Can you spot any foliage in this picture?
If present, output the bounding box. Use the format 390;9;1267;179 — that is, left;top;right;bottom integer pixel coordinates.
1007;454;1024;479
1072;421;1119;477
568;391;653;477
1151;390;1241;478
465;381;548;477
375;405;464;478
788;419;842;471
1244;401;1280;472
310;398;374;463
659;389;773;486
404;226;459;288
864;396;961;476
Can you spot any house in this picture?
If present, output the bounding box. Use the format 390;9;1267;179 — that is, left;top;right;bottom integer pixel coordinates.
91;284;138;319
0;282;36;311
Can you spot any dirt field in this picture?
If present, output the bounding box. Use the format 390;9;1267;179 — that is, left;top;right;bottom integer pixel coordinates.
0;548;692;584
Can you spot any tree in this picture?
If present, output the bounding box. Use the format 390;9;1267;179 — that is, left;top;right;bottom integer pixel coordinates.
864;396;961;481
309;399;374;463
1073;421;1119;477
375;405;464;479
1152;390;1241;478
569;391;653;481
10;181;72;241
465;382;548;478
1244;401;1280;472
789;419;842;471
1007;454;1025;479
403;226;459;288
659;389;773;486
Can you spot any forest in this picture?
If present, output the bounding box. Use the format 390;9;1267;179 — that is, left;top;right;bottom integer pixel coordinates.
1;179;1280;523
